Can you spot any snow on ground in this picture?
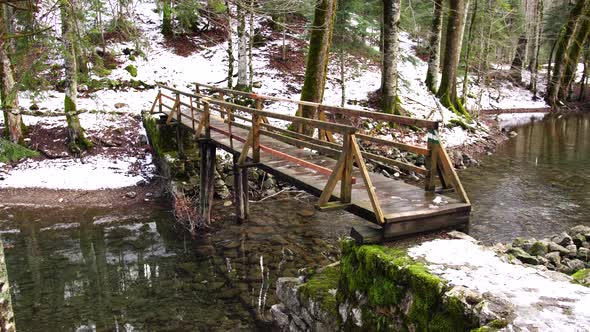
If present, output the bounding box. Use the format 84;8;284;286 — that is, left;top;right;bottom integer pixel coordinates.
0;155;154;190
410;239;590;331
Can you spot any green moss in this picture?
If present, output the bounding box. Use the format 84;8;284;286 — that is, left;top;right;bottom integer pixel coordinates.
299;265;340;316
572;268;590;286
125;64;138;77
0;138;39;163
339;240;479;331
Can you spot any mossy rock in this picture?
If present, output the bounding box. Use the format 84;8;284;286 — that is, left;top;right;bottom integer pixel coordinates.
299;264;339;316
339;240;479;331
572;268;590;286
125;64;138;77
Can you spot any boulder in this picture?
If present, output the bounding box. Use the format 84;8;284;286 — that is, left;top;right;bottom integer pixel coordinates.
547;242;570;256
566;244;578;258
573;233;587;247
569;225;590;237
552;232;573;247
567;259;586;274
508;247;539;265
270;304;290;329
577;247;590;261
545;252;561;266
529;241;548;256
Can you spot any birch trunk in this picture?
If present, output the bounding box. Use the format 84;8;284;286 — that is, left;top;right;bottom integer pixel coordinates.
225;0;234;89
237;1;248;89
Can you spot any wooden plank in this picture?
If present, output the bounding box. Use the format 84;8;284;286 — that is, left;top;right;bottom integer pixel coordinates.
340;134;353;204
320;105;439;129
357;134;429;155
149;91;161;114
317;150;347;206
316;201;352;211
435;144;470;204
238;129;254;165
350;224;383;244
382;211;470;239
350;135;385;224
424;139;438;191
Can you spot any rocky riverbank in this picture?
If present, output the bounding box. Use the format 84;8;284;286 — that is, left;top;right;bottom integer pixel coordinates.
495;225;590;281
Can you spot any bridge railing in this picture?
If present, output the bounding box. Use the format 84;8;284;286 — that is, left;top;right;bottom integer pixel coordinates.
151;84;391;223
192;82;469;205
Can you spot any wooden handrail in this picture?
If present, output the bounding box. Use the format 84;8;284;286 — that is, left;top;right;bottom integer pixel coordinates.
193;82;439;129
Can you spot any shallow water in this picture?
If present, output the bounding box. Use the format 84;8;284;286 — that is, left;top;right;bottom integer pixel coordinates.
462;112;590;243
0;198;366;331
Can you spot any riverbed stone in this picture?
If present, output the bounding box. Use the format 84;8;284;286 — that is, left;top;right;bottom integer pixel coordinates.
529;241;548;256
569;225;590;237
508;247;539;265
552;232;572;247
577;247;590;261
271;304;290;329
545;252;561;266
572;269;590;286
547;242;570;256
573;233;587;247
566;244;578;258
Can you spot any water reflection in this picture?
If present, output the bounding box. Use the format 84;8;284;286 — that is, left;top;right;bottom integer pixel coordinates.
463;112;590;243
0;197;365;331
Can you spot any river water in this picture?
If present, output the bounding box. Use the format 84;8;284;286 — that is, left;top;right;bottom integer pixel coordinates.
463;112;590;243
1;112;588;330
0;198;366;331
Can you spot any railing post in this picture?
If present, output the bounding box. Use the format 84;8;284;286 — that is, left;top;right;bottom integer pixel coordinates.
195;84;202;109
252;105;261;163
424;123;439;192
296;104;303;134
218;91;226;119
175;93;184;158
203;101;211;139
189;95;195;132
158;88;163;114
340;132;353;203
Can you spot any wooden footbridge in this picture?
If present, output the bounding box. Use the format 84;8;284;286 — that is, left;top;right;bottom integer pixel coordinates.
148;83;471;243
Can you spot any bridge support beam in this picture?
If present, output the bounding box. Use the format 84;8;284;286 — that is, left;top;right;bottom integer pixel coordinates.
199;140;216;223
233;154;249;222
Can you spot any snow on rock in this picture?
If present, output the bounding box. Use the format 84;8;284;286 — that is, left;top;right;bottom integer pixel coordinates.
0;155;154;190
409;239;590;331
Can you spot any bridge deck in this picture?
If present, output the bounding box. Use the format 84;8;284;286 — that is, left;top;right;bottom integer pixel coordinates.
163;108;471;242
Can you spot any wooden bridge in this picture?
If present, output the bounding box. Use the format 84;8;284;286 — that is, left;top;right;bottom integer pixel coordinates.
148;83;471;243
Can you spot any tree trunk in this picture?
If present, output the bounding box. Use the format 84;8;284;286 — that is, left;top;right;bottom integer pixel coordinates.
545;0;586;108
0;3;22;143
560;4;590;101
299;0;337;135
579;45;589;101
236;1;248;88
461;0;478;104
510;34;527;84
437;0;471;119
381;0;402;114
340;46;345;107
248;0;254;87
529;0;543;98
61;0;91;153
225;0;234;89
162;0;172;37
425;0;443;93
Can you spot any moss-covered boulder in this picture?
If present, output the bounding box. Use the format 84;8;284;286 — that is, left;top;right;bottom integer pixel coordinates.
572;269;590;286
0;138;39;163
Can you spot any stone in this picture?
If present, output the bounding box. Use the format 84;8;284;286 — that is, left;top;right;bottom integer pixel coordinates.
552;232;572;247
297;209;315;218
138;134;148;146
545;252;561;266
567;259;586;274
584;241;590;249
508;247;539;265
270;304;289;328
569;225;590;237
547;242;570;256
508;131;518;137
447;231;477;243
577;247;590;261
573;233;587;247
114;102;128;109
276;277;303;313
529;241;548;256
125;191;137;199
262;178;277;190
29;103;39;111
566;244;578;258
